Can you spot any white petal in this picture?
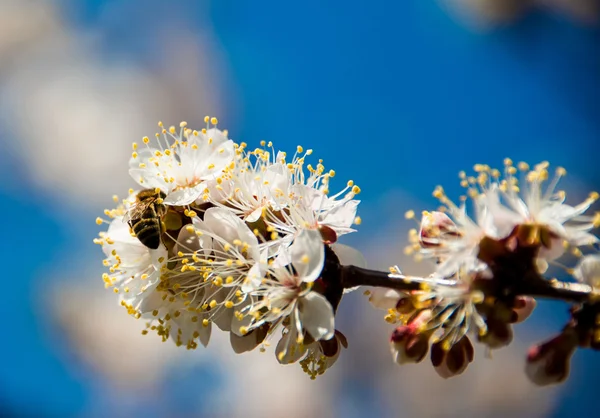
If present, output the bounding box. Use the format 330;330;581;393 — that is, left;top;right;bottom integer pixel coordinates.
245;207;264;223
149;247;167;271
185;130;235;180
136;286;166;314
573;254;600;287
241;262;265;292
368;288;404;310
203;207;260;261
564;229;599;246
231;297;254;336
197;320;212;348
320;199;359;232
299;292;335;341
172;312;196;344
275;327;308;364
230;332;260;354
290;229;325;283
163;183;206;206
331;243;366;267
212;307;233;332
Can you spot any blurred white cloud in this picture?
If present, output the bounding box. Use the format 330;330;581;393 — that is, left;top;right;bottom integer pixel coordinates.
50;279;184;390
0;0;228;208
0;0;63;66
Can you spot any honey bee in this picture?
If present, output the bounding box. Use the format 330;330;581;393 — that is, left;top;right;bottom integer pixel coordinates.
125;188;167;249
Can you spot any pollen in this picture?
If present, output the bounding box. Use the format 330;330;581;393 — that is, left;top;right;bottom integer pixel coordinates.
593;212;600;228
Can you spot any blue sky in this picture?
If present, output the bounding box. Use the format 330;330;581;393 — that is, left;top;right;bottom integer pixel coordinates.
1;0;599;416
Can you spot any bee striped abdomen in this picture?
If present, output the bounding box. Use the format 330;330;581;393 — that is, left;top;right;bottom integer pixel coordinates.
131;207;162;249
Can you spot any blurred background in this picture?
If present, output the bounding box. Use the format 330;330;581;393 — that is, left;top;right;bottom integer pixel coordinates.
1;0;599;417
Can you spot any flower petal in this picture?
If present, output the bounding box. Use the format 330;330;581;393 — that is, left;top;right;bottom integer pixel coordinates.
203;207;260;261
290;229;325;283
299;291;335;341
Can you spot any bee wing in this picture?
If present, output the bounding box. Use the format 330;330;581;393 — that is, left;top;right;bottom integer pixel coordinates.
122;200;148;225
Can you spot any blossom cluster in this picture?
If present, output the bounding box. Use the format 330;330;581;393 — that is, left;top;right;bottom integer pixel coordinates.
369;160;600;384
95;118;600;385
94;118;361;378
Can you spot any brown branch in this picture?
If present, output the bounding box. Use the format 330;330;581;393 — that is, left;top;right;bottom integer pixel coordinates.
340;265;598;305
340;265;422;292
519;279;596;304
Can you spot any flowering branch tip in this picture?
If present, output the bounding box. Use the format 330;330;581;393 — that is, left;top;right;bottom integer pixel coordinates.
95;119;599;386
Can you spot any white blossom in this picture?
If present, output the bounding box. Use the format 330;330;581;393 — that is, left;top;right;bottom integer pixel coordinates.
573;254;600;288
136;287;212;349
167;207;267;325
129;120;235;206
485;160;599;260
241;229;334;359
95;120;362;376
410;160;599;278
97;214;167;310
209;147;291;222
388;267;488;349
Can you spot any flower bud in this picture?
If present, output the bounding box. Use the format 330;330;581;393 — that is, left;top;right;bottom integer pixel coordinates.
395;295;417;315
431;337;474;379
525;332;578;386
419;211;460;248
368;288;405;310
511;296;537;324
478;316;513;349
389;310;432;365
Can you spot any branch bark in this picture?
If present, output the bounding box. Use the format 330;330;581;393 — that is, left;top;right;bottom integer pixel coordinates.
340;265;598;304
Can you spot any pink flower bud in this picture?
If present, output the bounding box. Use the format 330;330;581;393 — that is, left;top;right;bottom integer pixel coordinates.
525;332;578;386
419;211;460;248
389;310;432;365
511;296;537;324
390;328;430;365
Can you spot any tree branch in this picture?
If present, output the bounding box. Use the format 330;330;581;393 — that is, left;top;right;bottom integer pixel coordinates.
340;265;598;304
340;265;422;292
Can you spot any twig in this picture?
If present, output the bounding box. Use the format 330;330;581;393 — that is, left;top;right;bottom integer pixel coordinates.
340;265;598;304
